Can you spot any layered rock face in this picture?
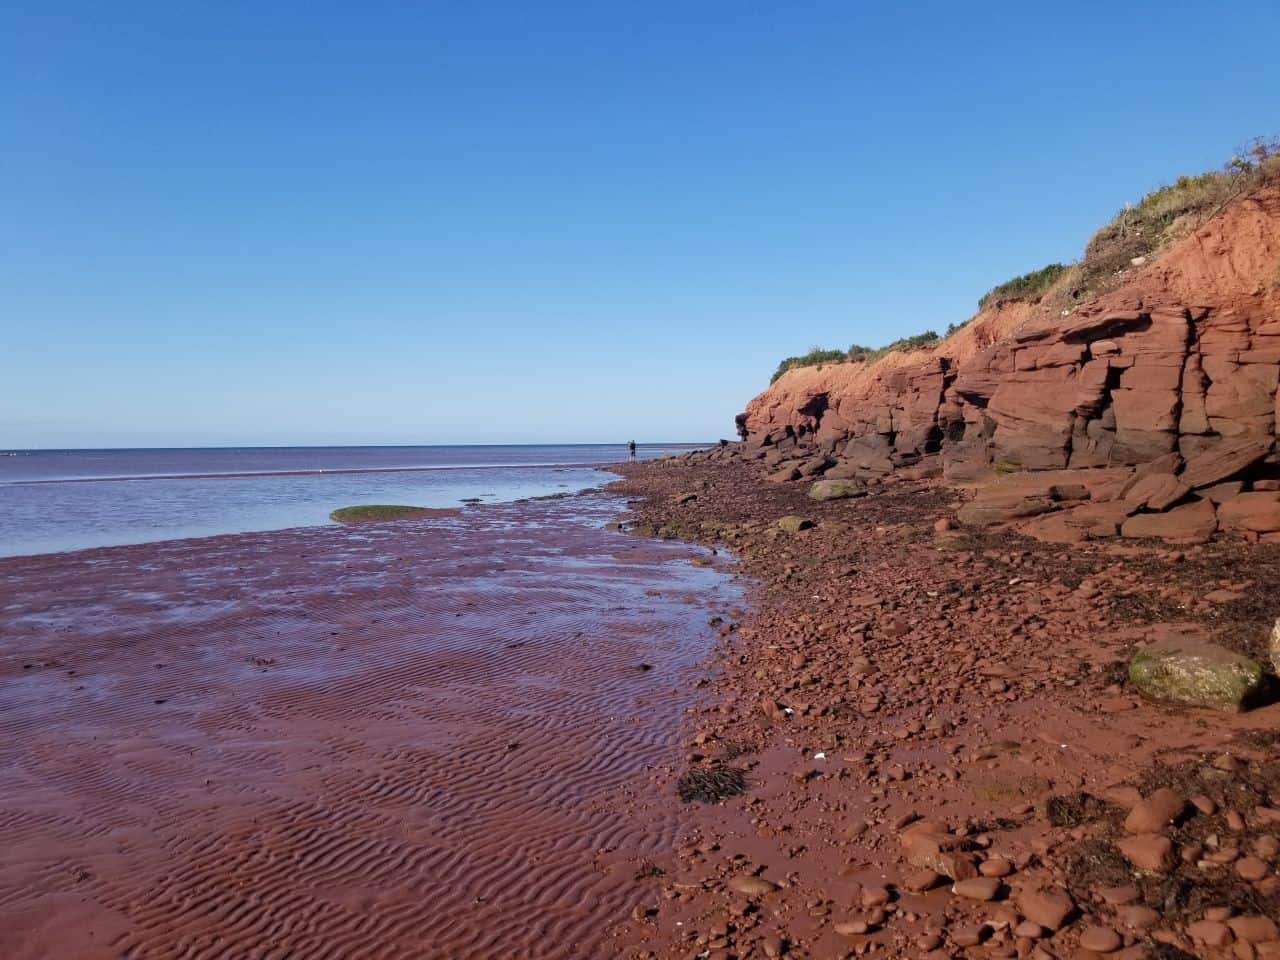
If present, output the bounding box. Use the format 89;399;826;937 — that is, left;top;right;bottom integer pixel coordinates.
736;188;1280;542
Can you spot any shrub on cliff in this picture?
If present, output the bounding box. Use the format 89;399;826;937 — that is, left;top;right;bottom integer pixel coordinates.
979;263;1068;308
848;330;940;363
770;346;847;383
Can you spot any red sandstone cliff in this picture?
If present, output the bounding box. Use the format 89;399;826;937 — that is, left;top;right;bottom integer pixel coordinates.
730;185;1280;542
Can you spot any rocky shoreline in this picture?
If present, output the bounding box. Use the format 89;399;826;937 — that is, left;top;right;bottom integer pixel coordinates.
607;453;1279;960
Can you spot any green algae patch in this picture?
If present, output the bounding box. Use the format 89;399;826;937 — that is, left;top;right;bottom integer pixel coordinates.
1128;641;1266;712
808;479;866;501
329;504;458;524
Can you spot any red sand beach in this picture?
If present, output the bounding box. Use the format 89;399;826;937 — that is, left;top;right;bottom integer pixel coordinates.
0;494;737;959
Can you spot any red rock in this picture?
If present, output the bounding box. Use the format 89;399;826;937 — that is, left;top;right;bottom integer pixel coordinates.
1098;885;1140;905
765;465;801;483
979;858;1014;878
1123;473;1190;511
1120;498;1217;542
1186;919;1234;947
1124;789;1186;833
950;924;988;947
1181;438;1274;489
1116;905;1160;930
952;876;1002;900
1117;834;1174;871
1218;492;1280;534
1016;887;1075;930
728;874;779;897
1079;925;1123;953
1200;480;1245;503
901;828;978;880
1236;856;1270;881
957;494;1057;526
1228;916;1279;943
904;868;942;893
833;919;870;937
860;885;891;907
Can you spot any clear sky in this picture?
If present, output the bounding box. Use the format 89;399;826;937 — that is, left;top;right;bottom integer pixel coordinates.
3;1;1278;448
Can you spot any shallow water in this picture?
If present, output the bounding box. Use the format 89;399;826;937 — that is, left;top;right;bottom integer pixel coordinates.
0;444;699;557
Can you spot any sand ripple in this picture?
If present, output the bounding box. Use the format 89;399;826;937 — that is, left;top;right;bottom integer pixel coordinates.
0;495;735;959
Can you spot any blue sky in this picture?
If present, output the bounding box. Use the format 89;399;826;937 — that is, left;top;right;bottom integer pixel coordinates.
3;1;1278;447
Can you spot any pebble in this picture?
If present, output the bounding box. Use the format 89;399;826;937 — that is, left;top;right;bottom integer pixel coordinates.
1116;905;1160;930
860;885;891;907
979;857;1014;878
951;924;987;947
1017;887;1075;931
904;869;942;893
1190;794;1216;815
1236;856;1269;881
1228;916;1279;943
834;920;870;937
1186;919;1233;947
727;875;778;897
1079;925;1123;953
1097;884;1139;905
916;932;943;950
952;876;1002;901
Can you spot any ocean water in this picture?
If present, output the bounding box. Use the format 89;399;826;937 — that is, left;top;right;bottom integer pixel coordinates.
0;444;700;558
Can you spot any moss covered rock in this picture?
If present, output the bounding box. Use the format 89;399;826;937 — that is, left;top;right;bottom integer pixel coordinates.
1129;639;1265;712
808;479;867;501
777;515;814;533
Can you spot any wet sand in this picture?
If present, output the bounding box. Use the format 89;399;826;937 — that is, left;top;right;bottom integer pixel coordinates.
0;494;738;959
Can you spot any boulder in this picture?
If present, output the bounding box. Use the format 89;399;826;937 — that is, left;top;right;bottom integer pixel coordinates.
822;460;862;480
1129;638;1266;711
957;495;1057;527
1200;480;1245;503
765;465;801;483
1180;438;1273;489
808;478;867;501
1120;498;1216;542
798;456;834;477
1122;473;1190;512
1217;492;1280;534
1048;483;1091;502
1270;618;1280;676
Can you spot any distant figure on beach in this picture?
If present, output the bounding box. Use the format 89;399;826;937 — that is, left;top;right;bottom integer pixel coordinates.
628;440;637;460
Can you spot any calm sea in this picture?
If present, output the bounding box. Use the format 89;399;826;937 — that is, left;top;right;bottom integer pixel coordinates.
0;444;701;558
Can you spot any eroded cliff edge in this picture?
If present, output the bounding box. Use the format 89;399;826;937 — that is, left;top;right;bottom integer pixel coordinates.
732;186;1280;544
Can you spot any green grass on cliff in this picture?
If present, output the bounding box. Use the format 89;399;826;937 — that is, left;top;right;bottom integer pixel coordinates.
329;504;450;523
771;331;941;383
